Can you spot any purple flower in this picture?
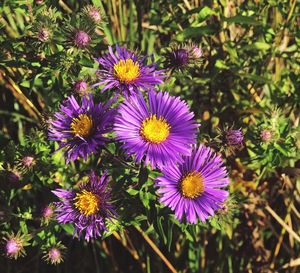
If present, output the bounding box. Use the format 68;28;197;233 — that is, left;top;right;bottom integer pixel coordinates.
74;30;91;48
73;80;88;95
260;129;272;142
165;43;203;71
37;28;51;42
6;170;21;183
52;171;117;241
84;5;102;23
43;243;66;265
48;95;115;162
225;129;244;146
4;233;30;259
42;205;54;219
167;48;190;68
21;156;35;168
5;239;22;258
156;145;229;223
41;204;54;224
94;45;164;96
114;90;198;168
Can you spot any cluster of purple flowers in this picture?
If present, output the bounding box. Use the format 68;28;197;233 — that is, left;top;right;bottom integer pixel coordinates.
49;45;238;241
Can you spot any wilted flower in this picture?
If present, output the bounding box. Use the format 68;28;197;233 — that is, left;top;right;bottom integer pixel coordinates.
52;171;117;241
114;90;198;168
74;30;91;48
156;145;229;223
4;232;31;259
43;243;66;265
48;95;115;162
94;45;164;96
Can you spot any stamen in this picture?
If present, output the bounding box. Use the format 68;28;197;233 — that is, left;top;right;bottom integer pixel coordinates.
114;59;140;83
140;115;170;144
180;171;205;199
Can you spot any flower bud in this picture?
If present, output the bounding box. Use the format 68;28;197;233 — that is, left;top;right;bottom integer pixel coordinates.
225;129;244;146
43;244;65;265
87;6;101;23
74;31;91;48
260;129;272;142
73;80;88;95
4;233;30;259
38;28;51;42
41;205;54;224
7;170;21;183
169;48;189;68
191;45;203;59
21;156;35;168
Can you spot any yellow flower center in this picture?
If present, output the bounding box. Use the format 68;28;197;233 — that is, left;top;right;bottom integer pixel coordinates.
73;190;99;216
70;114;93;138
180;171;205;199
140;115;170;144
114;59;140;83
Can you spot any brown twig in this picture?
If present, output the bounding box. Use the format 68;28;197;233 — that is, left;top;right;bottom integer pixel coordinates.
265;205;300;243
135;226;178;273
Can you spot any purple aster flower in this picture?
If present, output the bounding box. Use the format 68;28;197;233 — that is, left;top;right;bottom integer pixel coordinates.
48;95;115;162
225;129;244;146
52;171;117;241
74;30;91;48
156;145;229;223
93;45;164;96
114;90;198;168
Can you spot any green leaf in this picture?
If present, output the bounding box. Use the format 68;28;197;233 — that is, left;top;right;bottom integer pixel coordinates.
215;59;230;70
61;224;74;235
127;188;139;196
238;73;272;84
177;26;216;41
223;15;261;26
243;42;271;51
156;216;167;245
273;143;288;156
198;6;216;22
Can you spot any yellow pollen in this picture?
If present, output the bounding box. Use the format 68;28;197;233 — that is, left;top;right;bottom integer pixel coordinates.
70;114;93;138
180;171;205;199
73;190;99;216
140;115;170;144
114;59;140;83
